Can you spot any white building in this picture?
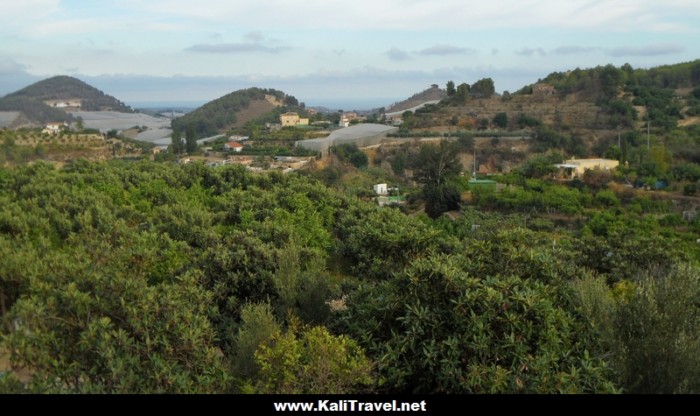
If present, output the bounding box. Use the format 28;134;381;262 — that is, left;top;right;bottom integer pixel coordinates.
373;183;388;195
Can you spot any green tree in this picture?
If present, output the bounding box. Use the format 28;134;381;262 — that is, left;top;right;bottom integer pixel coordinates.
471;78;496;98
456;83;470;102
412;141;463;218
232;302;281;380
446;81;456;97
249;322;373;394
340;253;617;393
493;112;508;129
412;141;462;188
185;124;198;154
171;128;183;154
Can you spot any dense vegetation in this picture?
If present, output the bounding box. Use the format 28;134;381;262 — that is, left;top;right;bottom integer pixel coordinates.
1;157;698;394
536;60;700;131
0;96;73;125
3;60;700;394
171;88;299;139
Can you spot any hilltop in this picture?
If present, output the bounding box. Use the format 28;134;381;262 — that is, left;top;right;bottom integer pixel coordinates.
398;60;700;137
171;87;299;139
385;84;447;113
0;76;132;127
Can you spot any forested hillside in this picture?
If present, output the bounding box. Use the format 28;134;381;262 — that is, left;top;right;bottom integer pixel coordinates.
171;87;299;139
4;76;133;113
0;96;73;125
2;159;699;393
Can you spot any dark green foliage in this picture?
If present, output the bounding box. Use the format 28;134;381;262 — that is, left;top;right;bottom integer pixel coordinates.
423;184;461;218
493;112;508;128
446;80;456;97
613;265;700;393
340;252;617;393
411;141;463;217
333;143;368;168
471;78;496;98
171;88;294;139
573;265;700;394
517;113;541;129
0;96;73;125
412;141;462;187
185;124;197;153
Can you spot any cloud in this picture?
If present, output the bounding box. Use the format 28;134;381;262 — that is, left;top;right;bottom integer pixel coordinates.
333;49;346;57
0;57;40;96
119;0;700;33
515;47;546;57
385;47;410;61
185;43;289;54
553;46;597;55
607;44;685;57
416;44;475;56
244;31;264;42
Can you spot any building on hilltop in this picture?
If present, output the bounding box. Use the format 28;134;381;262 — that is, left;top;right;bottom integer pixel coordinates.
532;83;556;96
280;112;309;127
44;99;82;108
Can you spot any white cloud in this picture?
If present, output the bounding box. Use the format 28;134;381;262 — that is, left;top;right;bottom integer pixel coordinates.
553;46;598;55
116;0;700;32
185;43;290;54
607;44;685;57
385;47;410;61
515;48;546;57
416;45;475;56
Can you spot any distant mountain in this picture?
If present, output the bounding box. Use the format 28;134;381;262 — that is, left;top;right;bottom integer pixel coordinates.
0;75;133;127
171;87;298;139
385;84;447;113
5;75;133;112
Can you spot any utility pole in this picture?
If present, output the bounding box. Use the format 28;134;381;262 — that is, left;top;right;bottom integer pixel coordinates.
618;129;621;150
647;119;650;150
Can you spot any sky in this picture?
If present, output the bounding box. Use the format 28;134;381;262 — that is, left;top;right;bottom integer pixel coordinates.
1;0;699;109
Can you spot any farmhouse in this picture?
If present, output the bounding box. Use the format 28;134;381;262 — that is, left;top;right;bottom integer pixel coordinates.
44;99;82;108
224;141;244;152
555;158;619;179
532;83;556;96
42;122;67;135
280;112;309;127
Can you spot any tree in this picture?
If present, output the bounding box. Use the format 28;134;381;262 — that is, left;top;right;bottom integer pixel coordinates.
185;124;197;154
339;253;617;393
456;83;470;102
249;322;373;394
412;141;463;218
171;128;183;154
233;302;281;380
446;81;456;97
493;112;508;129
412;141;462;188
471;78;495;98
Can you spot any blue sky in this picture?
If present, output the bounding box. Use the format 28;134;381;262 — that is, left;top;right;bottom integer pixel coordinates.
1;0;699;109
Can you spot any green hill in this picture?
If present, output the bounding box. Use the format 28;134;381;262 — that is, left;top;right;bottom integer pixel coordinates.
5;75;133;112
0;75;133;127
171;87;297;139
401;59;700;135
